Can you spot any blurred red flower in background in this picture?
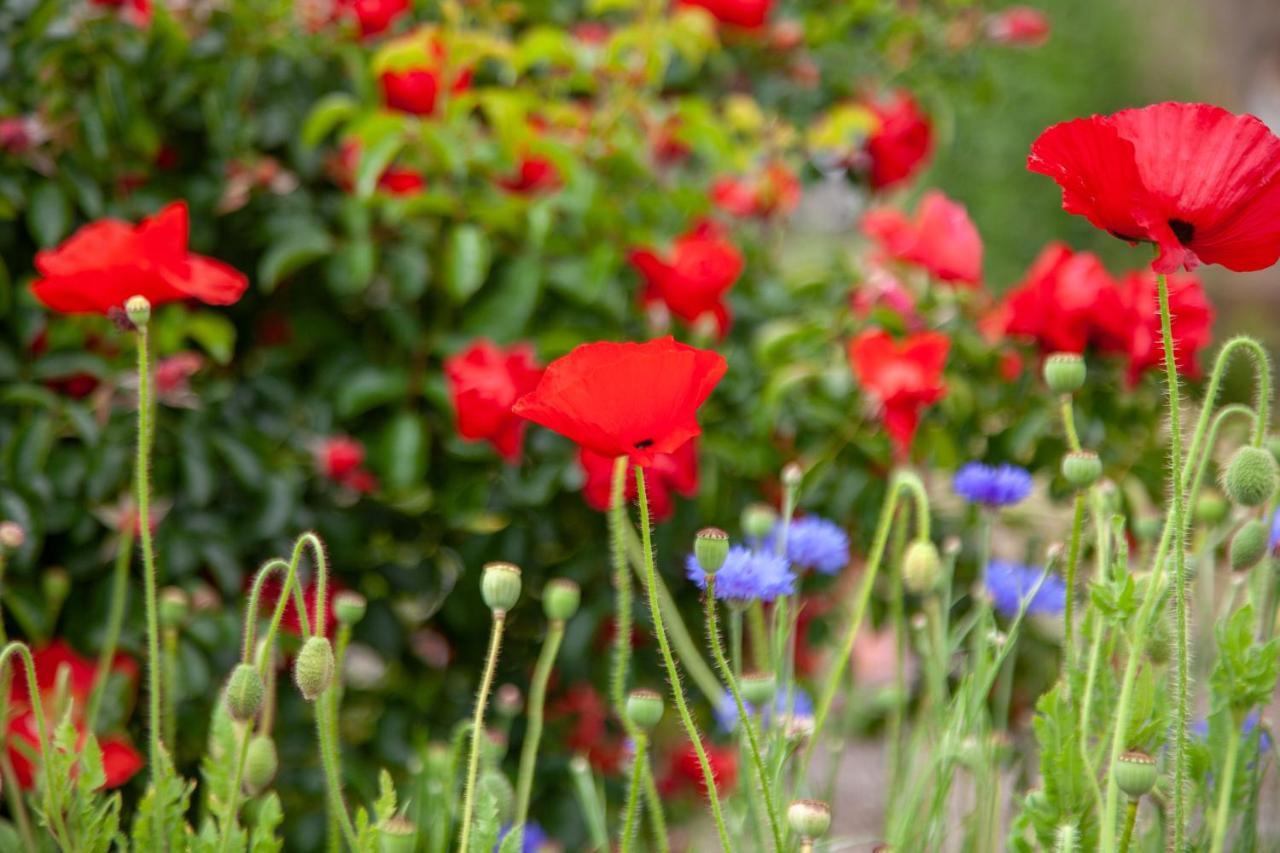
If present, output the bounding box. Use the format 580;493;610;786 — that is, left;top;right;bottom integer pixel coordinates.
498;154;562;195
316;436;378;493
862;190;982;286
255;577;340;640
999;243;1127;355
513;337;727;467
711;163;801;219
90;0;151;28
341;0;410;38
678;0;773;30
659;739;739;798
445;340;544;463
1029;102;1280;273
549;684;624;774
631;220;744;338
379;39;473;115
1116;269;1214;383
862;92;933;191
31;202;247;315
848;329;949;458
332;140;425;196
987;7;1051;46
579;439;699;521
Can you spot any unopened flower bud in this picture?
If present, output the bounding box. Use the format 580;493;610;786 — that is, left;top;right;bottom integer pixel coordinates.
694;528;731;575
159;587;189;628
1061;451;1102;489
740;672;776;706
0;521;24;550
1224;446;1278;507
225;663;265;722
1043;353;1086;394
787;799;832;840
495;683;523;718
741;503;778;539
294;636;335;700
1114;750;1158;799
625;689;664;730
782;463;804;489
1194;490;1229;527
243;735;278;796
543;579;580;622
481;562;522;613
903;540;942;594
334;591;367;626
378;816;417;853
125;295;151;328
1230;519;1269;571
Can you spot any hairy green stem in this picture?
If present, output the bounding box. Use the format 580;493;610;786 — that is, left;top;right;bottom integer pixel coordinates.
1;642;68;847
1064;492;1086;665
609;457;636;735
1208;718;1242;853
511;620;565;849
317;685;359;850
1118;799;1138;853
620;734;647;853
85;530;133;733
0;557;34;850
640;754;669;853
1060;396;1083;452
457;611;506;853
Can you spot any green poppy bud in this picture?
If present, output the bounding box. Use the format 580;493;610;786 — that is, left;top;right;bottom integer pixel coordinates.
1061;450;1102;489
1230;519;1269;571
787;799;832;840
378;816;417;853
478;768;514;823
741;503;778;540
1043;353;1086;395
1224;446;1278;507
125;295;151;328
159;587;189;629
740;672;776;707
1114;750;1158;799
1194;490;1229;527
694;527;731;575
543;579;581;622
243;735;278;796
903;540;942;594
625;689;664;730
333;591;367;626
225;663;265;722
294;636;335;701
481;562;522;613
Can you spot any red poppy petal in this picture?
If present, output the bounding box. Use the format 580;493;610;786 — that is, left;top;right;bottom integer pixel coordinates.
173;256;250;305
99;737;145;788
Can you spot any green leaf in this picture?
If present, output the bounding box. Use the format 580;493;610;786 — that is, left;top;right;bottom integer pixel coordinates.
257;230;334;293
324;239;378;296
335;366;410;419
461;254;541;341
378;410;429;492
27;183;72;248
301;93;359;148
185;312;238;365
356;135;405;199
442;226;492;304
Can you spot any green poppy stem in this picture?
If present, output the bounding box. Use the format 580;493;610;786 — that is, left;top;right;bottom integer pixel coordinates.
85;529;133;734
510;618;565;849
457;610;506;853
620;733;647;853
1208;717;1243;853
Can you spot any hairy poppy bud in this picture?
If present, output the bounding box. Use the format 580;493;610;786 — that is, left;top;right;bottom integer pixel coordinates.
1224;446;1278;507
333;591;367;626
481;562;522;613
159;587;189;629
1043;353;1085;394
543;579;580;622
1115;750;1158;799
787;799;832;840
125;295;151;328
294;636;335;700
479;769;514;823
1194;490;1229;527
903;540;942;594
1061;451;1102;489
1230;519;1269;571
741;503;778;539
625;689;664;730
694;528;731;575
0;521;24;551
741;672;776;706
378;816;417;853
243;735;278;796
225;663;265;722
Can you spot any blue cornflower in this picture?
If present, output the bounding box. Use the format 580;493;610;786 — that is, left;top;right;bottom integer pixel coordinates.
983;560;1067;617
764;516;850;575
715;688;814;733
495;822;548;853
1192;712;1273;755
1270;508;1280;551
953;462;1033;507
686;546;795;603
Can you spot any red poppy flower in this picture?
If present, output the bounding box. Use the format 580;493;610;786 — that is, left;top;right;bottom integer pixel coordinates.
987;7;1050;46
659;739;738;798
513;337;727;467
498;154;561;195
999;243;1128;355
711;162;802;219
445;340;544;463
579;438;698;521
1029;102;1280;273
255;576;340;640
650;117;691;166
315;436;378;493
1116;269;1214;383
850;266;919;325
154;351;204;403
848;329;949;457
341;0;410;38
90;0;151;27
378;40;472;115
862;190;982;286
630;220;744;338
862;92;933;191
549;684;624;774
31;202;247;315
678;0;772;30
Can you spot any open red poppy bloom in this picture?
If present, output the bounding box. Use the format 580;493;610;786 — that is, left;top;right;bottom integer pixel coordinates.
8;640;142;790
1116;269;1214;383
711;162;801;219
445;340;544;463
579;438;699;521
999;243;1128;355
862;190;983;286
31;202;247;315
342;0;410;38
659;739;739;799
847;329;949;458
987;7;1050;46
862;92;933;191
678;0;773;30
1029;102;1280;273
378;39;472;115
513;337;727;467
630;220;744;338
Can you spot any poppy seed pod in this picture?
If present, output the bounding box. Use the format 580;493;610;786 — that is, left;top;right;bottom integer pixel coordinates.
294;636;336;701
481;562;522;613
1194;490;1229;527
378;816;418;853
1230;519;1269;571
243;735;278;796
694;527;731;575
1043;352;1086;394
225;663;265;722
543;578;581;622
1115;750;1158;799
125;295;151;328
741;503;779;539
740;672;776;706
333;591;367;626
1224;446;1278;507
159;587;189;628
903;540;942;594
787;799;832;840
625;689;665;730
1061;450;1102;488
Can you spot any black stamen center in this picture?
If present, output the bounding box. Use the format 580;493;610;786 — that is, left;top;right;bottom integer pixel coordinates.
633;439;654;450
1169;219;1195;245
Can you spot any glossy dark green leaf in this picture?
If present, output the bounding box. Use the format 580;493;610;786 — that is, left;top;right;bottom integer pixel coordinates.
442;225;492;304
27;183;71;248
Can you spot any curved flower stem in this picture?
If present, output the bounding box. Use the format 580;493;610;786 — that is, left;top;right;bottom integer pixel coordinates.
620;733;647;853
705;577;784;852
457;610;507;853
609;457;638;736
1;642;69;848
511;618;565;849
1208;717;1242;853
1118;799;1138;853
85;529;133;733
634;467;732;851
1060;396;1083;452
317;687;359;850
0;555;33;850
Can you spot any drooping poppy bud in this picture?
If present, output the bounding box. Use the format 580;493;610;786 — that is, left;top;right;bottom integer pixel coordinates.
294;636;336;701
1223;446;1278;507
1230;519;1269;571
243;735;278;796
225;663;265;722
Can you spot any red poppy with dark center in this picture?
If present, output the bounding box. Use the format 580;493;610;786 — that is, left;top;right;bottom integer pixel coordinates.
630;220;744;337
498;154;561;195
31;202;247;315
7;640;142;790
847;329;949;458
987;7;1051;46
445;340;544;463
678;0;772;30
341;0;410;38
862;190;983;286
379;40;472;115
1029;102;1280;273
1000;243;1128;355
712;162;801;219
659;739;739;798
1116;269;1214;383
579;439;698;521
862;92;933;191
512;337;727;466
